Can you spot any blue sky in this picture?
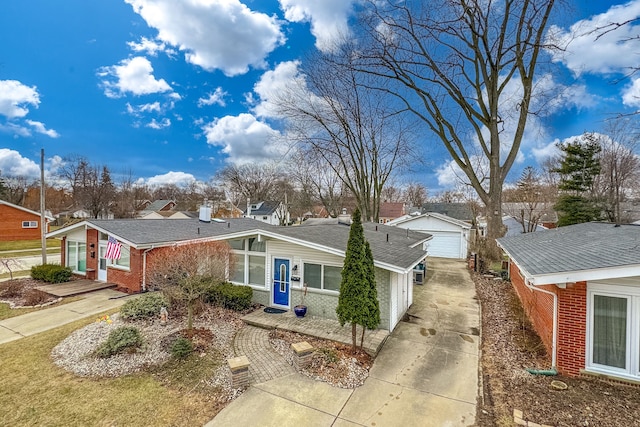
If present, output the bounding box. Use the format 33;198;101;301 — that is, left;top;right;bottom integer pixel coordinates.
1;0;640;193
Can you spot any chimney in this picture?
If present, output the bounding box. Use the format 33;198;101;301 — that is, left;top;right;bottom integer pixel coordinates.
246;197;251;217
199;199;211;223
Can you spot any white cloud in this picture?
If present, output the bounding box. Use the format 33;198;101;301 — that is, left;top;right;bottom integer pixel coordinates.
127;36;177;57
622;77;640;107
98;56;173;98
146;118;171;129
0;122;32;138
198;87;228;107
202;113;284;164
0;148;40;177
139;171;197;187
252;60;305;118
25;120;60;138
279;0;354;52
435;155;489;189
547;1;640;76
125;0;284;76
531;139;561;164
0;80;40;119
126;101;163;116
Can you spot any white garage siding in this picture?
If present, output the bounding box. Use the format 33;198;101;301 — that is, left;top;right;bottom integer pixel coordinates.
426;231;464;259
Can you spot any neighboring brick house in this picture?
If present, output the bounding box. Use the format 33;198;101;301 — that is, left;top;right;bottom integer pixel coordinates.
48;217;430;332
0;199;54;241
378;202;405;224
497;222;640;383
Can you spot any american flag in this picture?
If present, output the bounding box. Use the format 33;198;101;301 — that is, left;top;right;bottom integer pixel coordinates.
105;235;122;260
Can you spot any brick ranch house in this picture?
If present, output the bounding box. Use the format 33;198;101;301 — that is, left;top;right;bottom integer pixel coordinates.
0;199;53;241
497;222;640;383
48;217;430;332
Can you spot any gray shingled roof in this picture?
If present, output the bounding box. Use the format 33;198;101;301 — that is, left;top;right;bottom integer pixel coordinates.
73;218;427;271
275;222;430;270
86;218;270;246
245;201;281;216
497;222;640;276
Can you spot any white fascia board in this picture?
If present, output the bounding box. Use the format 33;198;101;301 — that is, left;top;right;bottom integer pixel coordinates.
528;264;640;286
46;221;90;238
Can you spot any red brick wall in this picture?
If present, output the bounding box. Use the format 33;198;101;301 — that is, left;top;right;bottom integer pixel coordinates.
107;247;144;293
510;262;556;357
556;281;587;376
86;229;99;272
0;204;49;241
509;262;588;377
60;236;66;266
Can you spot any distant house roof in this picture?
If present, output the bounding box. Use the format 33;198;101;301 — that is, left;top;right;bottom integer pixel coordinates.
502;202;558;224
245;201;282;216
420;203;475;222
379;202;405;219
497;222;640;285
502;216;547;237
48;218;429;273
387;211;471;229
145;200;176;211
0;199;54;221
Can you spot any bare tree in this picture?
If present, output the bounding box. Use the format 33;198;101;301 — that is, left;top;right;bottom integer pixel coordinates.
403;182;428;207
59;157;115;218
381;184;403;203
147;241;233;330
0;176;32;205
269;47;414;222
355;0;558;240
503;166;548;233
216;162;286;207
592;119;640;224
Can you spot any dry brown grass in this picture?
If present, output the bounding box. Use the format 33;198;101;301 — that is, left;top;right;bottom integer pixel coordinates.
0;311;223;426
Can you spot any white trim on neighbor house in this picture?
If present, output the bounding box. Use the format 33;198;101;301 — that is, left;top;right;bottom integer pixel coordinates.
0;199;54;221
586;281;640;381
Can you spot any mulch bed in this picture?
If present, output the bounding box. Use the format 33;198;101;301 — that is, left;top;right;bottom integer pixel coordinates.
0;278;59;307
475;273;640;427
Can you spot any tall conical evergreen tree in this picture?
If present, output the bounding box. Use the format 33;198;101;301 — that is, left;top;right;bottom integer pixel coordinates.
336;208;380;351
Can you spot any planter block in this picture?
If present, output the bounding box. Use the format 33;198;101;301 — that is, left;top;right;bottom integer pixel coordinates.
291;341;314;369
227;356;250;388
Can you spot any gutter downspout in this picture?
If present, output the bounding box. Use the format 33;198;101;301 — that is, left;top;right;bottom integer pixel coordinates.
525;279;558;369
142;246;154;292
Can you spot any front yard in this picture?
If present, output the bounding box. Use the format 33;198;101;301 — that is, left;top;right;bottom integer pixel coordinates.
475;274;640;427
0;280;373;426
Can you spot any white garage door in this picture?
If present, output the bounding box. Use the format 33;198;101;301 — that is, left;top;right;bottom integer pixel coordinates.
425;231;462;258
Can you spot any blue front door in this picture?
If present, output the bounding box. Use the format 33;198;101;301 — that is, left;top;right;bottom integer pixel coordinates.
273;258;290;307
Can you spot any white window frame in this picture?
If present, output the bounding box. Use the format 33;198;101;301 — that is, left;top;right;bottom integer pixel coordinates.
66;240;87;274
302;261;342;294
108;244;131;271
229;237;266;289
22;220;38;228
586;283;640;380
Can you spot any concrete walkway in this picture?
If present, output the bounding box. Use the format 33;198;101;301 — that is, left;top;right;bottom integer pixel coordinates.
0;289;134;344
208;258;479;426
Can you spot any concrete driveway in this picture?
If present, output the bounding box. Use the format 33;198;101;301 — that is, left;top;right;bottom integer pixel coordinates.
208;257;479;426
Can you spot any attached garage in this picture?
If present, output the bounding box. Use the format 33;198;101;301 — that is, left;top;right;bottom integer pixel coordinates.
387;212;472;259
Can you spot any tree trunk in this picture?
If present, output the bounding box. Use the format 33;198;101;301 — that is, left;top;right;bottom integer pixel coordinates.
360;324;365;349
187;303;193;331
351;322;357;351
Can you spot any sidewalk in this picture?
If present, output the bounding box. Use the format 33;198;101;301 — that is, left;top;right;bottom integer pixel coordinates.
0;289;134;344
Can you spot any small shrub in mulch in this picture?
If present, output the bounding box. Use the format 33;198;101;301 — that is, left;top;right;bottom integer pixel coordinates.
30;264;72;283
205;282;253;311
120;292;169;320
95;326;143;358
170;337;194;359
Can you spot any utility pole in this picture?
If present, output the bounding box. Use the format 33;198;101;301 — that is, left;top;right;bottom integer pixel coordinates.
40;148;47;264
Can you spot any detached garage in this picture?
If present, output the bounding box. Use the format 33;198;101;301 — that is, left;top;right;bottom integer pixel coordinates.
387;212;472;259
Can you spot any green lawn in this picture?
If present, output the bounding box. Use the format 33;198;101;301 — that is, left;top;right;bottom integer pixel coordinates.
0;238;61;252
0;312;225;426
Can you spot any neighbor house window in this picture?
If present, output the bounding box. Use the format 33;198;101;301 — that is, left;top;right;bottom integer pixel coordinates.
303;263;341;292
230;237;266;287
588;284;640;380
22;221;38;228
66;240;86;273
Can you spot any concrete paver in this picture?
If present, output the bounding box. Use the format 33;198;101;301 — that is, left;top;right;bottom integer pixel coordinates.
233;325;296;384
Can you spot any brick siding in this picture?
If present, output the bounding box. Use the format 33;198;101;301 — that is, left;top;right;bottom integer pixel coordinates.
0;204;49;241
509;262;588;377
